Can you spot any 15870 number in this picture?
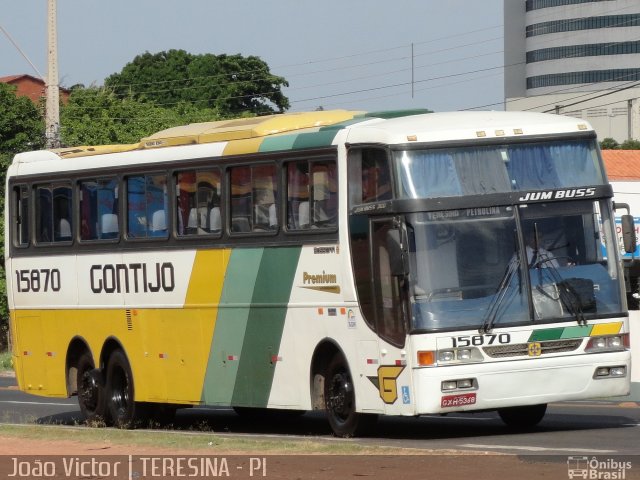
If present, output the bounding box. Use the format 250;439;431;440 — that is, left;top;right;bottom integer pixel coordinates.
15;269;61;293
451;333;511;348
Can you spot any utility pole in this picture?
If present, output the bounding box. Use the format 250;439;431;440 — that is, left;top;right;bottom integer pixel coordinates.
45;0;60;149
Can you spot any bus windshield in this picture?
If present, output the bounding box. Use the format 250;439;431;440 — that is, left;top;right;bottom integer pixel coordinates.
407;199;624;332
394;139;605;198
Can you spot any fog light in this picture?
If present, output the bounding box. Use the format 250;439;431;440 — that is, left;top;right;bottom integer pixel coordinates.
457;379;473;389
442;381;458;391
610;366;626;377
595;367;610;377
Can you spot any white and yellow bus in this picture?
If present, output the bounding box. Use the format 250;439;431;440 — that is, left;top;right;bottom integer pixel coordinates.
6;110;633;437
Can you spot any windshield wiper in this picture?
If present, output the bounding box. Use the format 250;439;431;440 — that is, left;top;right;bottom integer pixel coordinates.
479;255;520;334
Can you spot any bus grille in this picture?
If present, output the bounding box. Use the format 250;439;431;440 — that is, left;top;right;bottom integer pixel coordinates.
483;339;583;358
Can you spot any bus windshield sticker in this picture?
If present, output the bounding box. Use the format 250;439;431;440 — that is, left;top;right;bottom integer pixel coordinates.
518;187;596;203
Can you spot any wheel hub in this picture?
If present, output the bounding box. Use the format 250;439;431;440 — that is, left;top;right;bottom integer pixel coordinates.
328;373;353;416
79;370;100;410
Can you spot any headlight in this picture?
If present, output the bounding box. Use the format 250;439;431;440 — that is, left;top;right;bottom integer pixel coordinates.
586;334;629;353
434;347;483;364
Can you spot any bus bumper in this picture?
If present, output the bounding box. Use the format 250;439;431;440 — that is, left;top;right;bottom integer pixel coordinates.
412;351;631;414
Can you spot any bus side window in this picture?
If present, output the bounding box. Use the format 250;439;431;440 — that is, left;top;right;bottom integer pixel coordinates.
176;169;221;236
79;178;119;241
253;164;277;232
13;185;29;247
311;162;337;227
286;159;337;230
229;164;277;234
126;174;168;239
371;220;407;347
362;149;392;203
347;148;392;207
35;183;72;244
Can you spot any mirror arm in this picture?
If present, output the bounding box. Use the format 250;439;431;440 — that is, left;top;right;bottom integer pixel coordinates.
613;202;631;214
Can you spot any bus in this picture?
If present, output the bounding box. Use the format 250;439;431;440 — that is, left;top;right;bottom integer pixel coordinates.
5;109;633;437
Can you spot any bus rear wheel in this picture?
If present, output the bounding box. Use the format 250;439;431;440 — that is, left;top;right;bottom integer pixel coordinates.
498;404;547;429
324;353;377;437
77;352;108;425
105;350;149;428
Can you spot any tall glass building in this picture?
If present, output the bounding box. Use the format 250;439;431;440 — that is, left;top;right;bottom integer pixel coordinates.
505;0;640;141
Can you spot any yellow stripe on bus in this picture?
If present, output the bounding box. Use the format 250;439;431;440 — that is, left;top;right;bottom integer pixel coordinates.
184;249;231;307
222;137;264;156
591;322;622;336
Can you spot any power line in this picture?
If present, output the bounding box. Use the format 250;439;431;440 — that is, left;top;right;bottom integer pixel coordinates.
103;26;504;93
0;22;44;79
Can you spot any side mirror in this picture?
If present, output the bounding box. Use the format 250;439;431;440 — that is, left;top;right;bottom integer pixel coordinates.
387;228;408;277
621;214;637;254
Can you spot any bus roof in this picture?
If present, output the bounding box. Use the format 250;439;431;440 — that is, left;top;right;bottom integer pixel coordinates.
49;110;371;160
14;109;593;165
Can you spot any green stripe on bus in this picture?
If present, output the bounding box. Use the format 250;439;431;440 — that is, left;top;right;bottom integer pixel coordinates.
231;246;301;407
260;130;339;152
259;134;298;152
529;325;595;342
291;130;339;150
201;248;264;405
560;325;593;339
529;328;564;342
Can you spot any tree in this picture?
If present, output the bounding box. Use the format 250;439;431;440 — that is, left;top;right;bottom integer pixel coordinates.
104;50;290;116
620;139;640;150
599;137;619;149
0;83;45;349
60;87;221;146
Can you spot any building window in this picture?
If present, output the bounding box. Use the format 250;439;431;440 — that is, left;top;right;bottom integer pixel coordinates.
527;41;640;63
526;0;614;13
526;14;640;37
527;68;640;89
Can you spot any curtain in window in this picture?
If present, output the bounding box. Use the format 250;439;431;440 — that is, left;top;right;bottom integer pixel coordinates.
453;148;511;194
398;151;462;198
507;142;601;189
507;144;560;189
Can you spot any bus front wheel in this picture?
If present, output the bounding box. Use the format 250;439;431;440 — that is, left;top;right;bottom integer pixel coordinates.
498;403;547;429
77;352;108;424
324;353;377;437
105;350;148;428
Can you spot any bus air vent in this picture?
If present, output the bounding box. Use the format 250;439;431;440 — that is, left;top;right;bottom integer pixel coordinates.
125;310;133;331
483;339;582;358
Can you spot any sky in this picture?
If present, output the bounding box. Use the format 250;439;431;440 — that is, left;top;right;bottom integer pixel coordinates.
1;0;505;114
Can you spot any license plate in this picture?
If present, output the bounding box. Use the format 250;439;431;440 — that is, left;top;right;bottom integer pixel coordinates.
441;392;476;408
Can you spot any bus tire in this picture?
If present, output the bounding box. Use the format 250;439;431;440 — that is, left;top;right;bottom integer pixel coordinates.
77;352;108;425
324;353;377;437
498;403;547;429
105;350;148;428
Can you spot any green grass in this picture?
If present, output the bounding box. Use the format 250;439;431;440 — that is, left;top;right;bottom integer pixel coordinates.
0;351;12;372
0;424;402;455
